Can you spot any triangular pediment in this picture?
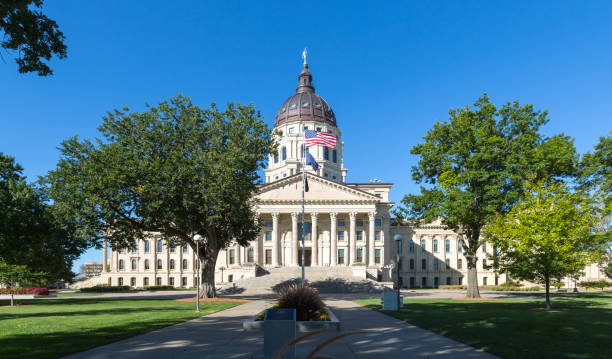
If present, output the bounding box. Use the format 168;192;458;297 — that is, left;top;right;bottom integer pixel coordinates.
256;173;380;203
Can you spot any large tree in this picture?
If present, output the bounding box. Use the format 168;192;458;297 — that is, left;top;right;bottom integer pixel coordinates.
485;182;605;309
0;154;82;282
0;0;67;76
396;94;577;298
45;95;274;298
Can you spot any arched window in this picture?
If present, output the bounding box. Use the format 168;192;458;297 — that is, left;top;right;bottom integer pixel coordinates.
281;146;287;160
182;259;188;270
332;149;337;163
323;147;329;160
144;259;150;270
169;259;175;270
131;259;137;270
157;259;162;269
274;152;279;163
118;259;124;270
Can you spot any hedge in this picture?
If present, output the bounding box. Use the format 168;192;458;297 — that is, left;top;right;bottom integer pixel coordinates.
0;287;49;295
80;285;132;292
579;280;610;290
142;285;175;291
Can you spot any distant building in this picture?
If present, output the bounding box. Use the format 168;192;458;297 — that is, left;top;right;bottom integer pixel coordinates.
83;262;103;278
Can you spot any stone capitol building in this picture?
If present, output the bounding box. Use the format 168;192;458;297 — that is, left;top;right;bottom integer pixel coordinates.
94;58;604;290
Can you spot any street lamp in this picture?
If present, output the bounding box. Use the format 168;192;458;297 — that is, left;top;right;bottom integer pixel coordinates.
219;266;226;283
393;233;403;311
193;234;203;313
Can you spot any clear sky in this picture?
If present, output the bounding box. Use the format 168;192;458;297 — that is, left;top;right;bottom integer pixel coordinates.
1;1;610;273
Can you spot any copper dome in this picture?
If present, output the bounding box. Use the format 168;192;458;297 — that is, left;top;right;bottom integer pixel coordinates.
274;64;336;128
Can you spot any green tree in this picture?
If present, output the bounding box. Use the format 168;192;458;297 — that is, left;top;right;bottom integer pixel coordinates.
0;0;67;76
396;94;577;298
0;154;82;282
486;183;605;309
578;134;611;210
0;262;46;306
45;95;274;298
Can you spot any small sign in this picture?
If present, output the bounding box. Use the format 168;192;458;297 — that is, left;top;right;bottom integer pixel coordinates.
265;308;296;321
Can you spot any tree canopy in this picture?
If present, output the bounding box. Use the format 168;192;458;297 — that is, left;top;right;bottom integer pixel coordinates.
0;0;67;75
485;182;605;309
45;95;275;297
396;94;577;297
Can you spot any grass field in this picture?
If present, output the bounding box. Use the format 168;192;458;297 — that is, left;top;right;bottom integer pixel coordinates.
356;292;612;359
0;298;242;359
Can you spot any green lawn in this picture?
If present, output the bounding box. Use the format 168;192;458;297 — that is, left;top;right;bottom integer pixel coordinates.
55;292;103;297
356;292;612;359
0;298;242;359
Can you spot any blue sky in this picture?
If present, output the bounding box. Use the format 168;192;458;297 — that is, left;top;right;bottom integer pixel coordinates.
1;1;610;273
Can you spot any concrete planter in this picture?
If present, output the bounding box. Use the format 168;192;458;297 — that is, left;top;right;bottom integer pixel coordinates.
243;306;341;333
0;294;57;299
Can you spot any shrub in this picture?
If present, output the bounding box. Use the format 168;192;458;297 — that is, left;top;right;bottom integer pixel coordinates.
438;285;467;290
142;285;175;291
81;285;131;292
276;284;325;321
0;287;49;295
579;280;610;291
551;281;564;289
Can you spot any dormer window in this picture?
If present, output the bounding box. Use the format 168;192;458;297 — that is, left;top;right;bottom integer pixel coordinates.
290;103;297;109
288;127;295;134
302;102;309;107
314;103;322;109
316;127;321;131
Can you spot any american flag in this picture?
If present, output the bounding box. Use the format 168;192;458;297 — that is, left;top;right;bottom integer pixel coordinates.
304;129;336;148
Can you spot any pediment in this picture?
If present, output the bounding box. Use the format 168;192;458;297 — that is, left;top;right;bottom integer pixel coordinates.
256;173;380;203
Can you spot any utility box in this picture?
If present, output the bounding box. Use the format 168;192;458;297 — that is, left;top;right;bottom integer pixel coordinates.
382;291;404;310
264;308;296;359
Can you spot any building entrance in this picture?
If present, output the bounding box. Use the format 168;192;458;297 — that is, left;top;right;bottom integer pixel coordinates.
298;248;312;267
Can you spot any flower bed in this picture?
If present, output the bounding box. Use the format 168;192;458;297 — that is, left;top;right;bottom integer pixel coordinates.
0;287;49;295
80;285;132;292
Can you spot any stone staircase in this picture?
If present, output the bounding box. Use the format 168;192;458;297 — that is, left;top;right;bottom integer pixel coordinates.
219;266;385;295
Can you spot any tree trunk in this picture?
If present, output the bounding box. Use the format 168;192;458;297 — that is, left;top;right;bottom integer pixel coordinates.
199;252;219;299
465;254;480;298
545;277;551;309
10;293;14;307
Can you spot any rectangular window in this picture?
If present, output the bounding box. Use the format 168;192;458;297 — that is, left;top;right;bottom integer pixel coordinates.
458;259;463;269
433;240;439;253
288;127;295;134
409;240;414;253
433;261;439;270
156;277;161;286
265;231;272;241
375;230;381;241
118;248;125;254
483;277;488;286
144;240;150;253
118;277;123;286
144;277;149;286
337;231;345;241
156;240;163;253
169;246;175;253
421;239;426;252
409;258;415;270
422;277;427;287
182;245;188;254
229;249;235;265
337;249;345;265
482;259;487;269
265;249;272;264
356;219;364;227
446;276;451;285
421;259;427;270
247;247;254;263
375;249;381;264
356;248;363;263
356;231;363;241
130;241;137;253
264;220;273;227
375;218;382;227
181;277;187;287
130;277;136;287
457;240;463;253
445;239;451;252
323;147;329;160
332;150;337;163
337;219;345;227
169;277;174;286
445;258;450;269
482;242;487;252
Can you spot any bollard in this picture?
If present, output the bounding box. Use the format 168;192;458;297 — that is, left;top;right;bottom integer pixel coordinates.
264;308;296;359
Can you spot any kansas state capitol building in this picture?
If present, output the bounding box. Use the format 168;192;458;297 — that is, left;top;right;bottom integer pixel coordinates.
99;58;512;289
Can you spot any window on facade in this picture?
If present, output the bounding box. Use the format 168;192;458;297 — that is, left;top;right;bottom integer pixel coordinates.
156;240;163;253
356;219;364;227
375;218;382;227
422;277;427;287
118;259;124;270
433;261;439;270
157;259;162;269
265;249;272;264
143;277;149;286
169;277;175;286
409;240;414;253
375;230;381;241
182;259;188;270
457;240;463;253
288;127;295;134
303;126;308;131
337;231;345;241
457;259;463;269
131;259;137;270
118;248;125;254
482;241;487;252
144;259;150;270
302;222;312;240
323;147;329;160
375;249;381;264
264;220;273;227
169;259;175;270
356;231;363;241
445;258;450;269
118;277;123;286
282;147;287;160
274;152;279;163
144;240;150;253
337;219;345;227
482;259;487;269
433;239;439;253
169;246;175;253
130;277;136;287
356;248;363;263
446;276;451;285
445;239;451;252
247;247;254;263
421;239;426;252
265;231;272;241
181;277;187;287
483;277;488;286
316;127;321;131
229;249;235;265
434;277;439;287
182;245;188;254
409;258;415;270
338;249;345;264
130;241;137;253
332;149;337;163
421;259;427;270
228;275;234;283
459;276;463;285
156;277;162;286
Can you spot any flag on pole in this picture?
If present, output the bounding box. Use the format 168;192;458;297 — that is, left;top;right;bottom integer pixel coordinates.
305;152;319;171
304;130;336;148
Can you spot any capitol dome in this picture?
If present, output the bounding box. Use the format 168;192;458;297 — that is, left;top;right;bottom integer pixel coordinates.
274;63;336;128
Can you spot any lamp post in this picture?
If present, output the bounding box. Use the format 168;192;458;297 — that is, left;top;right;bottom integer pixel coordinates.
193;234;203;313
219;266;226;283
393;233;403;311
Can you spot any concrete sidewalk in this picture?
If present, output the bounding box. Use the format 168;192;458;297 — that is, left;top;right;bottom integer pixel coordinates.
63;298;497;359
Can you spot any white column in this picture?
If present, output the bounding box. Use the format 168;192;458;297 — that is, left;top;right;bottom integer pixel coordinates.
311;212;318;266
383;216;391;265
330;212;338;266
291;212;299;266
103;239;108;272
368;211;376;266
349;212;357;265
236;244;242;265
272;212;279;267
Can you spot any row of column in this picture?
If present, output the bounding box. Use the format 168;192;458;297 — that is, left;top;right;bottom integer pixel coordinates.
264;211;387;267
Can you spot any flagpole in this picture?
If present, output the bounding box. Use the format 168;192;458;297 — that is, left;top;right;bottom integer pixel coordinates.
301;134;306;286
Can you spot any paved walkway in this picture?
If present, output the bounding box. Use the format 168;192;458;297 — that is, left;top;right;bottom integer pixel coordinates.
64;298;497;359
